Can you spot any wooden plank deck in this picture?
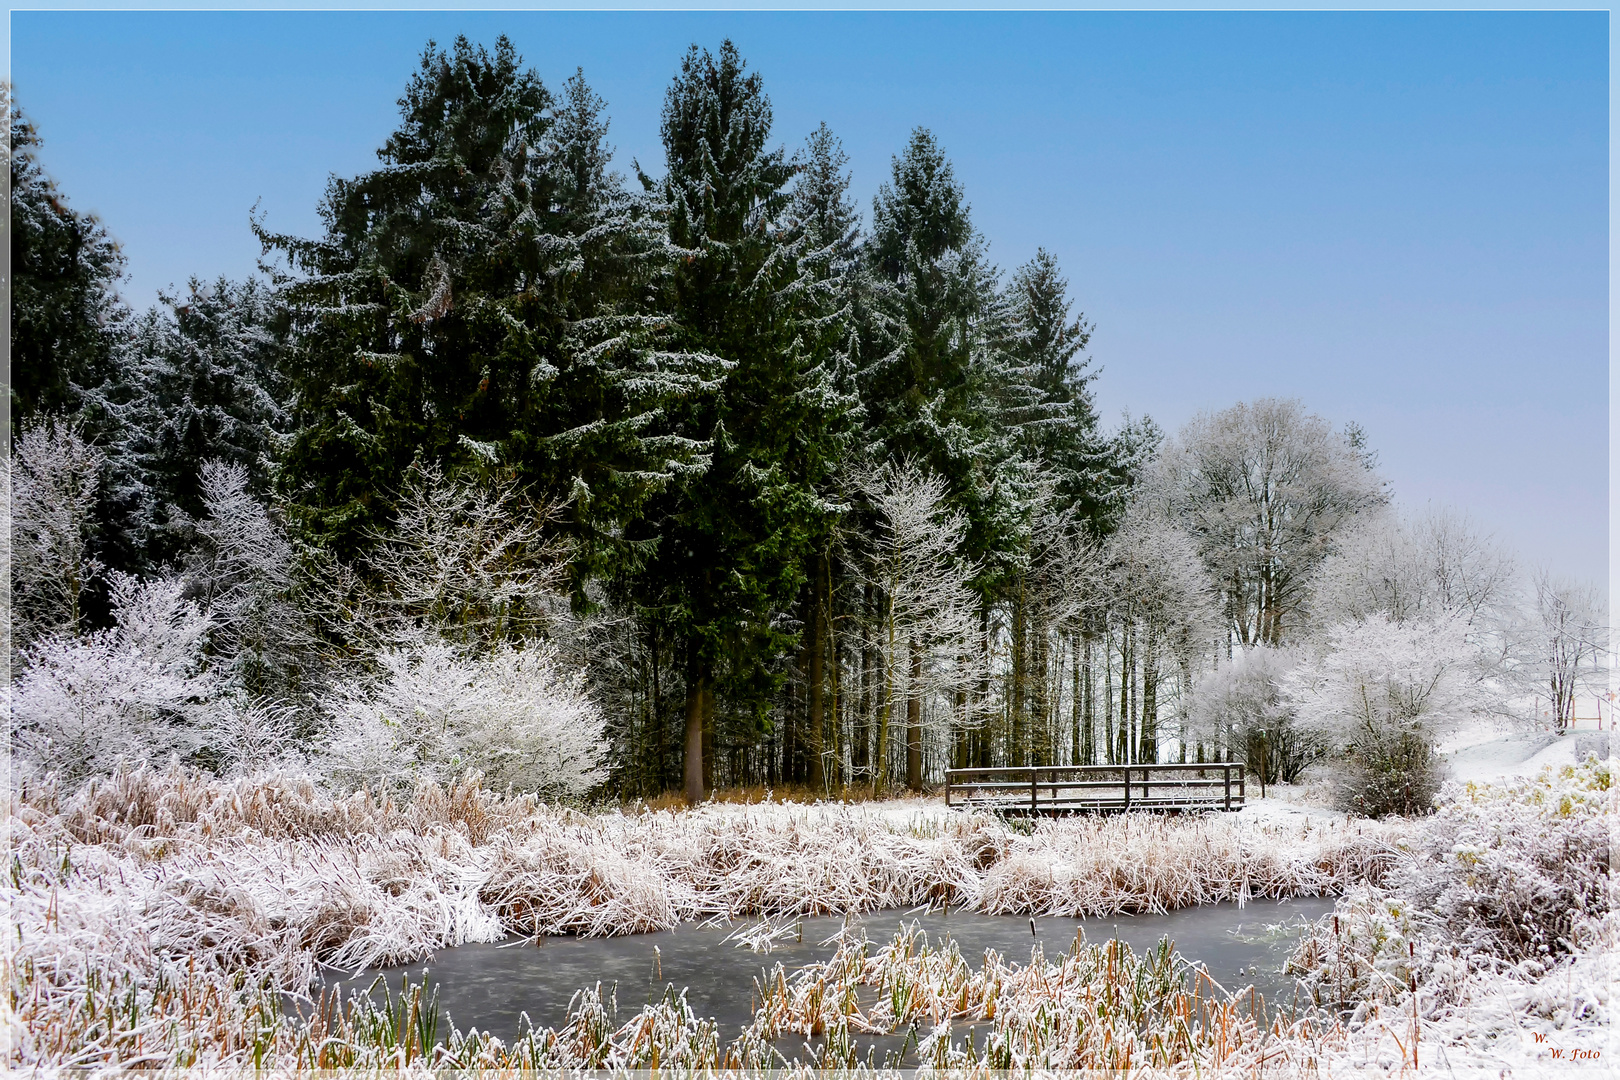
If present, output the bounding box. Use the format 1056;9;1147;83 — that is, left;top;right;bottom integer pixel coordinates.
945;762;1246;814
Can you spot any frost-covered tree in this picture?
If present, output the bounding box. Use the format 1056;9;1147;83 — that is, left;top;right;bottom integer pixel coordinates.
260;38;707;568
12;418;105;647
858;459;984;792
187;460;308;701
1526;572;1607;733
13;574;217;783
1283;615;1480;816
1311;506;1517;631
321;639;606;796
638;40;848;803
861;127;1010;563
1187;644;1311;792
1101;508;1219;766
1146;398;1387;648
352;461;571;650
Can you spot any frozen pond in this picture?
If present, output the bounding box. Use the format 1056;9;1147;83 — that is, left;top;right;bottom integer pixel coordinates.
304;896;1335;1050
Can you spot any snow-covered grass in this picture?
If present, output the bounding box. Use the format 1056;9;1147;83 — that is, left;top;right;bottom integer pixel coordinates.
1288;756;1614;1073
3;759;1609;1072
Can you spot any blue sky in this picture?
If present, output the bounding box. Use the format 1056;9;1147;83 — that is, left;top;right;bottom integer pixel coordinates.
12;10;1609;585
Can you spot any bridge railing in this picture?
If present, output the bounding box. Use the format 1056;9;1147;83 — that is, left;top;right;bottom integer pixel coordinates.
944;762;1246;814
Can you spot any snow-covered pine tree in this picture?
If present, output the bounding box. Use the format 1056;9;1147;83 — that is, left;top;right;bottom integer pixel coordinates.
780;122;864;790
637;41;848;801
8;92;128;429
524;69;722;597
260;39;700;573
103;277;289;570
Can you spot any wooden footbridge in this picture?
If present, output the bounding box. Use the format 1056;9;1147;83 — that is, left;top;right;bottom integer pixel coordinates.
945;762;1247;815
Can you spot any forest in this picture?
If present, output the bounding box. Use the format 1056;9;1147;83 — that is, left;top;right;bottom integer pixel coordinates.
9;35;1607;817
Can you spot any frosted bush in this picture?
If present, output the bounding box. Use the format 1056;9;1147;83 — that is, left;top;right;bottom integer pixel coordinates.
202;696;305;778
12;574;218;783
1393;758;1610;966
1284;614;1481;816
1188;644;1315;787
1290;757;1611;1013
321;639;607;797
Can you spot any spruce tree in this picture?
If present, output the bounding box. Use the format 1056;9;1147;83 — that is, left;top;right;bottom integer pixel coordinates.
9;93;127;428
260;38;707;577
999;249;1125;531
638;42;845;801
104;277;289;569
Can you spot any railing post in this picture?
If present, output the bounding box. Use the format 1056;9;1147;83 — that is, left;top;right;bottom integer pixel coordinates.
1030;768;1038;815
945;770;953;809
1122;766;1131;812
1223;765;1231;811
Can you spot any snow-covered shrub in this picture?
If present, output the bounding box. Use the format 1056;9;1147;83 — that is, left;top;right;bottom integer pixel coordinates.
321;639;606;797
1284;615;1480;817
12;574;218;783
12;417;105;648
1394;758;1610;966
1290;757;1611;1011
1187;644;1314;787
200;697;304;778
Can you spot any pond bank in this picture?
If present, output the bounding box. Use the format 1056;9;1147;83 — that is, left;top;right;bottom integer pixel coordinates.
313;897;1336;1044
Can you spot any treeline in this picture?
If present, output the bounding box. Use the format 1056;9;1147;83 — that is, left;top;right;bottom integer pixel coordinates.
10;40;1605;810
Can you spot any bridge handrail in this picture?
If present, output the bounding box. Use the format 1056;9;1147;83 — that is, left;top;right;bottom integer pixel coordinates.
944;761;1246;813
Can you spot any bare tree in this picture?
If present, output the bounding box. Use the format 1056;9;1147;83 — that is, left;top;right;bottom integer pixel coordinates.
1527;572;1607;733
12;418;105;647
1311;505;1517;630
858;459;985;793
188;460;310;701
1145;398;1385;649
317;461;572;654
1103;508;1219;765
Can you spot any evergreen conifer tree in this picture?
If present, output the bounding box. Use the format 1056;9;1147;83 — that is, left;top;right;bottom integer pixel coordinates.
261;38;709;571
104;277;289;569
639;42;847;801
9;93;127;427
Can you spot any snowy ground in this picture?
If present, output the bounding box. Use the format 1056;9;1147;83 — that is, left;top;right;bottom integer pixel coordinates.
1438;720;1607;785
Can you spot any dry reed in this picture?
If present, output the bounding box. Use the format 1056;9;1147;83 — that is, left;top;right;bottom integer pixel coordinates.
0;762;1441;1072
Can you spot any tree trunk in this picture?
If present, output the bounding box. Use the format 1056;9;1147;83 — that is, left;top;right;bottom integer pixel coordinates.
906;637;923;791
684;666;707;804
807;563;826;794
1141;630;1159;764
976;603;993;768
1103;627;1115;765
1011;581;1027;767
1033;601;1049;766
855;581;873;780
1071;637;1082;766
